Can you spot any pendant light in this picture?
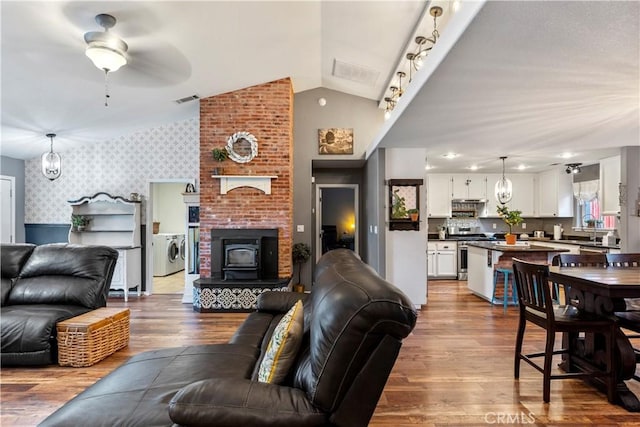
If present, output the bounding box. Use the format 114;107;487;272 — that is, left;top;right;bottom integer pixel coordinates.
494;156;512;204
41;133;62;181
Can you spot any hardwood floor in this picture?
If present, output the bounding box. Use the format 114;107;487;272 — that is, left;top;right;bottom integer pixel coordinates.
2;279;639;426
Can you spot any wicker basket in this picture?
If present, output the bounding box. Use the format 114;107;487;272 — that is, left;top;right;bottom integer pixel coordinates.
57;308;130;367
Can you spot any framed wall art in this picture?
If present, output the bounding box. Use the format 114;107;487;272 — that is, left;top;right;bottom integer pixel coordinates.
318;128;353;155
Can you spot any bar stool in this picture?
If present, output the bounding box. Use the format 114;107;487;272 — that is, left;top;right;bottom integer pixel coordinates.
492;267;518;313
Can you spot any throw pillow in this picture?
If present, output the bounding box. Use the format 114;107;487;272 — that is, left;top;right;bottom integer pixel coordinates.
257;299;304;384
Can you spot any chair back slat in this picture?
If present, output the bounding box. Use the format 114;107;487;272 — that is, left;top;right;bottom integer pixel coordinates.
555;253;607;268
606;253;640;268
512;259;554;319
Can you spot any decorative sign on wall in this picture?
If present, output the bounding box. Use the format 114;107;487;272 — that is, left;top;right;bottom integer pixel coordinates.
318;128;353;154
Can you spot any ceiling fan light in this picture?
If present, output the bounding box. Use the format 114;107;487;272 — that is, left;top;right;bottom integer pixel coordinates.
85;45;127;72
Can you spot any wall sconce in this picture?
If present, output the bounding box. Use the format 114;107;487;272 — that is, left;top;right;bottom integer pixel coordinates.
41;133;62;181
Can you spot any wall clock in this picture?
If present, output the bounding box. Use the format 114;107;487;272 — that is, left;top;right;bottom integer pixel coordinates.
226;131;258;163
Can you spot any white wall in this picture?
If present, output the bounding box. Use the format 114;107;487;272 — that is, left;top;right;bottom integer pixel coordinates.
385;148;428;307
24;118;199;224
152;183;187;234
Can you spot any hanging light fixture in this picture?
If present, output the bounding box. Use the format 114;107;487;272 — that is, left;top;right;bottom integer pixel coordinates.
494;156;512;204
41;133;62;181
84;14;128;106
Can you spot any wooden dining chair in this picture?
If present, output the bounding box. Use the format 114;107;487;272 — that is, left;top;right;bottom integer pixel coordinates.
606;253;640;268
550;254;608;304
512;258;616;403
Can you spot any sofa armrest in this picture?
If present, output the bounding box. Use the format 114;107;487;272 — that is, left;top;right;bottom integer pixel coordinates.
257;291;308;313
169;378;327;427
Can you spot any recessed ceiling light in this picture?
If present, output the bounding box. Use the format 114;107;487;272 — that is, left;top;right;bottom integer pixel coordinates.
468;165;479;171
425;164;434;170
559;152;575;159
516;164;528;170
442;152;459;159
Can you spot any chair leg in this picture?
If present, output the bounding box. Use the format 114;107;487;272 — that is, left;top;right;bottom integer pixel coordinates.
514;315;526;379
543;330;555;403
503;271;508;314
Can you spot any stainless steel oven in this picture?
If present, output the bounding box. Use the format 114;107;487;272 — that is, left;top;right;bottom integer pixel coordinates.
457;242;469;280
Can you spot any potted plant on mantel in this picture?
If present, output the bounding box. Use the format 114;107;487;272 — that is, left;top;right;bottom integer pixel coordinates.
211;147;229;175
496;205;523;245
292;242;311;293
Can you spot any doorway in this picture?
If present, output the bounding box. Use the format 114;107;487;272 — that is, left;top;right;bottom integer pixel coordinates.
1;175;15;243
315;184;359;262
145;179;193;296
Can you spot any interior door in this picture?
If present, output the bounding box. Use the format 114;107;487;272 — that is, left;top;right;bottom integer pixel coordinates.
1;176;15;243
315;184;358;261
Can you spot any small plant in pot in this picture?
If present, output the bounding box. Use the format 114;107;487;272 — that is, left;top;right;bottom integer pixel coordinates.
407;208;419;222
496;205;523;245
292;242;311;293
211;147;229;175
71;214;90;231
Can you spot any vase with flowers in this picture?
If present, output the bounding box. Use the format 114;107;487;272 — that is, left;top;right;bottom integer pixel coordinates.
496;205;523;245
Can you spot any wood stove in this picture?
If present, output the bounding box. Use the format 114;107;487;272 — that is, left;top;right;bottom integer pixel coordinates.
210;228;278;280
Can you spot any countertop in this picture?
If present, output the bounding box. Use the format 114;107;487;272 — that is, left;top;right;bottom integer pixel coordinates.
528;237;620;250
467;241;571;253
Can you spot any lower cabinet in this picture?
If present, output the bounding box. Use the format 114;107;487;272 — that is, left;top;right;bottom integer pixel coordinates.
428;242;457;279
110;248;142;301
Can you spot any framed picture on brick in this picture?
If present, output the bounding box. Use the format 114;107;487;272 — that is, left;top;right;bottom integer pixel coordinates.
318;128;353;154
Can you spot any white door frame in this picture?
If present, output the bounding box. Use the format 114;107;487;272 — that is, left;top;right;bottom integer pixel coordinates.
315;184;359;262
145;178;195;295
1;175;16;243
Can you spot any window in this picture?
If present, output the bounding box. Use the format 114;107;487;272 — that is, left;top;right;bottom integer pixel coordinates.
574;197;616;229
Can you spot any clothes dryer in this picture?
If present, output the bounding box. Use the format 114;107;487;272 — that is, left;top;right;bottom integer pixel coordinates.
153;234;183;276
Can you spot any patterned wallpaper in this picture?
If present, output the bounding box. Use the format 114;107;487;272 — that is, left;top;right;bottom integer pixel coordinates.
25;118;199;224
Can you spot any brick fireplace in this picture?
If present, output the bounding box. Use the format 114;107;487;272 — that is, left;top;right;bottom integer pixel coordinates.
198;78;293;280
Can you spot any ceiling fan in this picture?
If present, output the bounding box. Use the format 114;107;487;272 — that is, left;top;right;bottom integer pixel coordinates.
80;11;191;99
84;13;129;73
83;13;128;106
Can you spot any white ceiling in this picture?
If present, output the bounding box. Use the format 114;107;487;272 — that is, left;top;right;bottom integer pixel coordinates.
2;1;638;174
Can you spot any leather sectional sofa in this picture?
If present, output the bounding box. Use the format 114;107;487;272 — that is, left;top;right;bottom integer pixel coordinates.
41;248;417;427
1;243;119;365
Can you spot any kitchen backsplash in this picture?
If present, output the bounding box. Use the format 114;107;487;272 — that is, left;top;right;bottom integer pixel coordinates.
25;118;199;224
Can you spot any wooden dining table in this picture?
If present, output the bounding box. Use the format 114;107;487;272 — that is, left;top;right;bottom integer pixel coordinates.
549;266;640;411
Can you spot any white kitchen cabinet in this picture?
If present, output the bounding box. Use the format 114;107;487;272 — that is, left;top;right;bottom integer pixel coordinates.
536;168;573;217
427;241;457;278
452;174;486;200
68;192;142;300
427;174;452;217
599;155;621;216
483;174;503;217
483;173;535;218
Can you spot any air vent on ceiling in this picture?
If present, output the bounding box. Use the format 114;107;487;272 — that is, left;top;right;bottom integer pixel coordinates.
332;59;380;87
174;94;200;104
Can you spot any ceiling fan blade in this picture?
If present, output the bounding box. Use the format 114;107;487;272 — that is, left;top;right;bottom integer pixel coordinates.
113;44;192;88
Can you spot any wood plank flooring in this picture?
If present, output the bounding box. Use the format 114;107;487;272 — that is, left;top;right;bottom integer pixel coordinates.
2;279;639;426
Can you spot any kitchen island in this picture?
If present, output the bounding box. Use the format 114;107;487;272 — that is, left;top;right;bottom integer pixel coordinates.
467;242;569;303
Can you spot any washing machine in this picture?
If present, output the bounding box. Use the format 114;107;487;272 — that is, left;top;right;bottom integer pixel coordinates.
153;234;184;276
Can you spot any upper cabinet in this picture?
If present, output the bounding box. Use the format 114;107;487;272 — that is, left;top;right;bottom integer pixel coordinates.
426;174;452;217
484;173;535;217
536;168;573;217
68;192;141;247
451;174;486;200
599;155;621;216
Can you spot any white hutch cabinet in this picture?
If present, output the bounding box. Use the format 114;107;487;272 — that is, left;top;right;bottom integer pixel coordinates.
68;192;141;301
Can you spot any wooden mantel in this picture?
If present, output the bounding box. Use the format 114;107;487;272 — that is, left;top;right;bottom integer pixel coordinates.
211;175;278;195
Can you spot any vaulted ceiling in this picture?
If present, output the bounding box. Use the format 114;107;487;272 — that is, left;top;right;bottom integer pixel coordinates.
2;1;638;173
